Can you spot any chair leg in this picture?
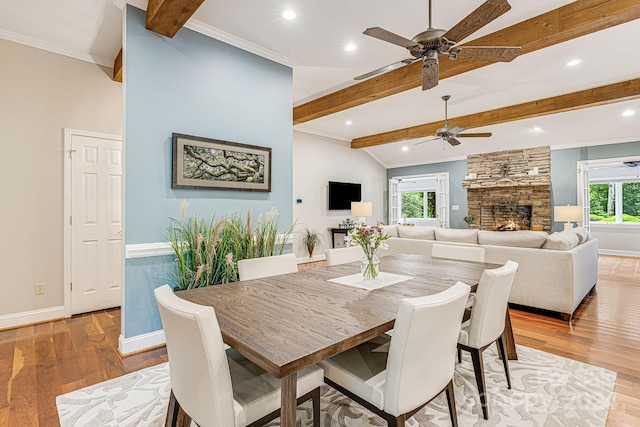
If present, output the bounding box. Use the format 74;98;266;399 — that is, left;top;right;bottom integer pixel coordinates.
457;348;462;363
165;390;180;427
312;387;321;427
470;348;489;420
496;335;512;389
445;379;459;427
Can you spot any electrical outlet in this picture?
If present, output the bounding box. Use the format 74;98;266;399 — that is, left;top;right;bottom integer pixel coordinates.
35;282;45;295
451;205;460;211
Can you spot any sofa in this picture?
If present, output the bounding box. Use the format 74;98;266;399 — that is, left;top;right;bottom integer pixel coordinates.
379;225;598;320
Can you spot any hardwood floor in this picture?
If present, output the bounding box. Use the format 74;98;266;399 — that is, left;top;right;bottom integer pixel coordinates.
1;255;638;426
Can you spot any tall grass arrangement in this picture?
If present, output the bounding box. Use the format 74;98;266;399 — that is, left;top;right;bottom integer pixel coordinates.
168;204;293;290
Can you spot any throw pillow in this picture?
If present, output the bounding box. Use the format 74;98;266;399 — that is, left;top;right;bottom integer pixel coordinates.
434;228;479;244
573;227;591;244
541;231;579;250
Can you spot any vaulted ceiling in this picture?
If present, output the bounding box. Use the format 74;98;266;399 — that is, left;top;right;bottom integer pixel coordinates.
2;0;639;168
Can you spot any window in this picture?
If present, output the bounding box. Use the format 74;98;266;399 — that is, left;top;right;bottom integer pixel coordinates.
401;191;436;219
590;182;640;223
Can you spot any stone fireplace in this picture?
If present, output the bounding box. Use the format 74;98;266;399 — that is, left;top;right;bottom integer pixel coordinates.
462;147;551;232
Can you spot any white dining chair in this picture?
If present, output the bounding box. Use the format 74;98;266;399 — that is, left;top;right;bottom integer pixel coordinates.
457;260;519;420
431;243;486;262
324;246;364;266
154;285;323;427
237;253;298;281
319;282;471;427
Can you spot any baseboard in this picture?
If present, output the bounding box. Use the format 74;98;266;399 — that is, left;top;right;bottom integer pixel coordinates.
118;330;166;355
599;249;640;257
0;306;65;330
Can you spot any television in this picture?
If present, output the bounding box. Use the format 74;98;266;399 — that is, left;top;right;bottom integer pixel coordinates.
328;181;361;210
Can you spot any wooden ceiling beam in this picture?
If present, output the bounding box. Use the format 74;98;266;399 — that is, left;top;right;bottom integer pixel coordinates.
351;78;640;148
113;48;123;83
294;0;640;125
146;0;206;38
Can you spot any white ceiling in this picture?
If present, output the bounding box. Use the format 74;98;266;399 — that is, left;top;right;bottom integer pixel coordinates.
2;0;639;168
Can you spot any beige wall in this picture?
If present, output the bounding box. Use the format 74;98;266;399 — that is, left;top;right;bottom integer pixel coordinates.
0;39;122;319
292;131;387;259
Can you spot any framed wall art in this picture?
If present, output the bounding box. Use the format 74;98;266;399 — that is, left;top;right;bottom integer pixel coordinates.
172;133;271;192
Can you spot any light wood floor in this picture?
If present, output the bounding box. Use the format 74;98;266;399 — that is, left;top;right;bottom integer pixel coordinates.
1;255;638;426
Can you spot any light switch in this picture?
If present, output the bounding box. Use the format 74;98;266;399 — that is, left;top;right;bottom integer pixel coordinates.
452;205;460;211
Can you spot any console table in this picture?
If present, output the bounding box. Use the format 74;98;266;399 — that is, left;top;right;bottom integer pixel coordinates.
330;227;353;248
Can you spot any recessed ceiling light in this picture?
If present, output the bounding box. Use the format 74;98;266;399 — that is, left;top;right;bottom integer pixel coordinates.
530;126;544;133
402;146;409;152
344;44;356;52
345;120;353;125
282;10;296;20
622;110;635;117
566;59;582;67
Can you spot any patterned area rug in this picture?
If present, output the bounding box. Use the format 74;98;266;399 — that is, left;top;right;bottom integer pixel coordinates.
57;345;616;426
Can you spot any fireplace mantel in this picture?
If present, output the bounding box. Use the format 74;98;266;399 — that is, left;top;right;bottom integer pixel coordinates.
462;176;550;189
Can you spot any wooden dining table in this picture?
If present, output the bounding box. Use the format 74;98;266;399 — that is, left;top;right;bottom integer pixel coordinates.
176;254;516;427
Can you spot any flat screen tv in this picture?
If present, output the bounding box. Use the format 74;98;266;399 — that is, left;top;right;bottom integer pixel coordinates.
328;181;361;210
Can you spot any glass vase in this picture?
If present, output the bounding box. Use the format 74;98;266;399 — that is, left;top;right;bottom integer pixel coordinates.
361;253;380;280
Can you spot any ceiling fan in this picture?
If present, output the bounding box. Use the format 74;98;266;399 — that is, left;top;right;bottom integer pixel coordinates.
356;0;522;90
415;95;492;146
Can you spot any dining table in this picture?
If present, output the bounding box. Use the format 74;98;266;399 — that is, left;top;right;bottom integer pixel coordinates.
176;253;517;427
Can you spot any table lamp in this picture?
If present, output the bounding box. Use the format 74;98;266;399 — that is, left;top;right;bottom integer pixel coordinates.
554;205;582;231
351;201;372;226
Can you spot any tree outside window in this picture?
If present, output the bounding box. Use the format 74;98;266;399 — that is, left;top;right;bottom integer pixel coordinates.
401;191;436;219
590;182;640;223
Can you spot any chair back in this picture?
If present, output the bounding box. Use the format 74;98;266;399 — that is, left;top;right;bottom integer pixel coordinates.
325;246;364;266
237;253;298;281
467;260;519;348
383;282;471;416
431;243;485;262
154;285;235;427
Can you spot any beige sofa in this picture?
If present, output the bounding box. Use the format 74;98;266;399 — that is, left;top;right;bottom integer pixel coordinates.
379;225;598;320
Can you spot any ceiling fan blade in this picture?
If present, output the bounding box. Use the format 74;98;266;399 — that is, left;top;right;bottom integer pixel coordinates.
422;60;439;90
363;27;419;49
354;58;416;81
443;0;512;43
413;137;440;146
448;137;462;146
454;46;521;62
459;132;493;137
449;126;467;135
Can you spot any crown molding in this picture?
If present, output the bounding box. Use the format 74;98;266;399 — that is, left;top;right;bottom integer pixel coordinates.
126;0;296;67
0;28;113;67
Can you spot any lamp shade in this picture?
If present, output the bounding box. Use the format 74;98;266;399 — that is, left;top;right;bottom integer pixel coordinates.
554;205;582;222
351;201;372;217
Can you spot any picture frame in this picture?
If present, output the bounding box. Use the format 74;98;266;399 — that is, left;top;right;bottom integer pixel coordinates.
172;133;272;192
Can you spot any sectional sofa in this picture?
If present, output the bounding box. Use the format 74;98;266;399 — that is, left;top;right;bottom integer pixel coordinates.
379;225;598;321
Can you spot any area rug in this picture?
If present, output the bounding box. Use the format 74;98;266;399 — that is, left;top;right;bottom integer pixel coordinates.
56;345;616;426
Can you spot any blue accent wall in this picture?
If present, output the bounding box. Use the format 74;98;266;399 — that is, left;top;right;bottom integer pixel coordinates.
387;160;468;228
123;6;293;338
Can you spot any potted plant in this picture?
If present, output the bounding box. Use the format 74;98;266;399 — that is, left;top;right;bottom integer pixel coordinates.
463;212;475;228
302;228;322;259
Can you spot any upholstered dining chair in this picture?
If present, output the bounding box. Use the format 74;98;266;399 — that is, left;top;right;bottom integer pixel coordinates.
324;245;364;266
319;282;471;427
457;260;519;420
431;243;486;262
154;285;324;427
237;253;298;281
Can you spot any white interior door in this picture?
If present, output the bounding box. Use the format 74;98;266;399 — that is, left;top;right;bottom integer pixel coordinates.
68;131;123;315
577;163;591;230
435;173;449;228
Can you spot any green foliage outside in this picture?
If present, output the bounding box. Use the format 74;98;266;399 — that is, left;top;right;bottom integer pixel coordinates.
590;182;640;222
401;192;424;218
401;191;436;219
